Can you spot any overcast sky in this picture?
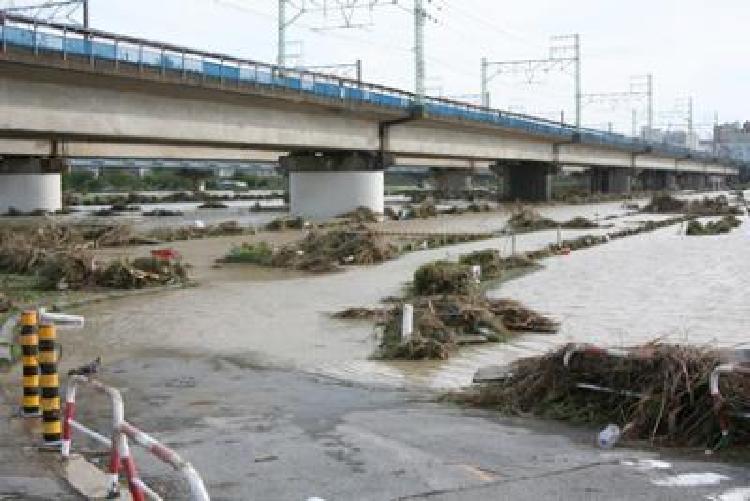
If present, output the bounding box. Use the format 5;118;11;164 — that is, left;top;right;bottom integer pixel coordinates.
13;0;750;137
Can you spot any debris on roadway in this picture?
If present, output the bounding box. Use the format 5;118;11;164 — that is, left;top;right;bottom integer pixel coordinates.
462;343;750;449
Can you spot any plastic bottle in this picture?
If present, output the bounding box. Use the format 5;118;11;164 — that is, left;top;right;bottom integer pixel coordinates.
597;424;621;449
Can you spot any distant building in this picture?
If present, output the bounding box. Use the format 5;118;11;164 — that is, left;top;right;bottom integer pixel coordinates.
714;122;750;162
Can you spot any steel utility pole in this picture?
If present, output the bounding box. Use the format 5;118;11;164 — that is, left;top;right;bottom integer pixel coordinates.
481;34;581;127
278;0;286;67
414;0;425;106
687;96;694;148
629;74;653;139
82;0;88;28
647;74;653;135
481;57;489;107
573;34;581;130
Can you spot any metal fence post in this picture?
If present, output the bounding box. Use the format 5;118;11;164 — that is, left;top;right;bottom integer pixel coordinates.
20;310;40;417
39;323;61;446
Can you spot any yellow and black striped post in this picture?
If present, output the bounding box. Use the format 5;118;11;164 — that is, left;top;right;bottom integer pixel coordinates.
20;310;40;417
38;323;61;446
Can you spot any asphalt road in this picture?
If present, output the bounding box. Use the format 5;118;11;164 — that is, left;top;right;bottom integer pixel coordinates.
58;349;748;501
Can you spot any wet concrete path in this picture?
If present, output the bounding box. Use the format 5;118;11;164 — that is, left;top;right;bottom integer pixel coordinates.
73;351;748;500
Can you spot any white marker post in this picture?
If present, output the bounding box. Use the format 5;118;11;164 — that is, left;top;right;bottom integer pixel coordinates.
471;265;482;283
401;304;414;342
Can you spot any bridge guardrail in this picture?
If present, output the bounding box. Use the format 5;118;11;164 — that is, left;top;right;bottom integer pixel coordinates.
0;12;744;169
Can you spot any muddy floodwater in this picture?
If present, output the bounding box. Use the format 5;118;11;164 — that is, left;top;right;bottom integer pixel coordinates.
64;194;749;392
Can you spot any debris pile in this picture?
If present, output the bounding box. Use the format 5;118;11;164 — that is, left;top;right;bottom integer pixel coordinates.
643;194;743;216
331;307;390;321
339;206;380;223
398;232;491;251
265;217;308;231
145;221;248;241
465;343;749;448
333;257;557;360
142;209;184;217
508;207;598;231
488;298;559;332
97;257;188;289
560;216;599;229
412;261;477;295
223;229;399;272
399;202;438;219
0;223;189;290
686;215;743;236
507;207;557;231
197;201;228;209
376;294;558;360
458;249;538;280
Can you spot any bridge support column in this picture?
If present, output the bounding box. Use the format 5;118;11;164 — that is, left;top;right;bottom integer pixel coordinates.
608;168;631;194
281;151;385;219
496;161;554;202
641;170;678;191
678;173;707;191
0;157;63;214
707;175;724;191
430;168;472;197
589;167;631;195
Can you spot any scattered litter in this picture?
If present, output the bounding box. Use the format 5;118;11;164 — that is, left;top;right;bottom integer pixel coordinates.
597;424;621;449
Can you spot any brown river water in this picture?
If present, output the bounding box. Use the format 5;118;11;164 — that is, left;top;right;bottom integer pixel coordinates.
63;193;749;391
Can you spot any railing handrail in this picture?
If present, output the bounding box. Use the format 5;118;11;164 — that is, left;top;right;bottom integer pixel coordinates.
0;12;745;168
64;375;210;501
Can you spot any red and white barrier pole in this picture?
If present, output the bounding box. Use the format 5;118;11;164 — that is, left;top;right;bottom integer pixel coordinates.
62;375;207;501
121;422;210;501
61;383;76;458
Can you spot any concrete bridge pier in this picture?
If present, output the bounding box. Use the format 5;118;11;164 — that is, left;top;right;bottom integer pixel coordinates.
0;157;63;214
430;168;472;196
281;151;386;219
589;167;631;194
495;161;555;202
707;175;725;191
640;170;678;191
678;173;708;191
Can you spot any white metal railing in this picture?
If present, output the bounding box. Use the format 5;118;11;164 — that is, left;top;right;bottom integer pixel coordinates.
63;375;210;501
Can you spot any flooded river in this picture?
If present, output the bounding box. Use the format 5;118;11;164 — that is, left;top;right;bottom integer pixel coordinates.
63;193;749;392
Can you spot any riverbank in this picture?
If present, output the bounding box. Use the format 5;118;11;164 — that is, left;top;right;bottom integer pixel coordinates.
2;191;748;498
